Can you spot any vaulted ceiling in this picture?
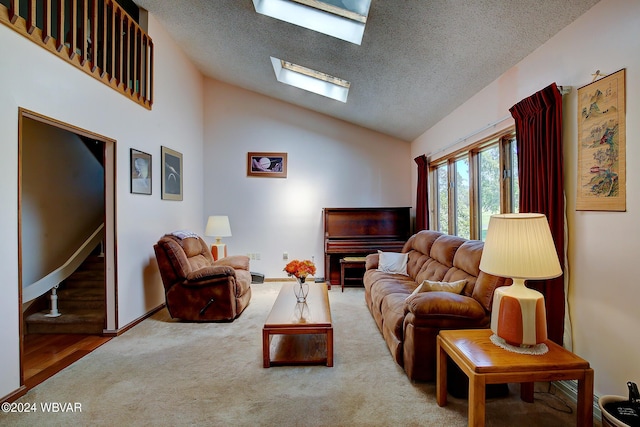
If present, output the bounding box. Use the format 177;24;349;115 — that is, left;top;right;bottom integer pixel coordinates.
134;0;600;141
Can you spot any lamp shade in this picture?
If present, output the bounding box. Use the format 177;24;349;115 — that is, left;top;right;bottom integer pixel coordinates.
205;216;232;238
480;213;562;347
479;213;561;280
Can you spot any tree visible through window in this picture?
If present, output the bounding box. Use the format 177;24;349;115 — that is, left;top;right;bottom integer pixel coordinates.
454;157;470;239
478;145;500;240
436;164;448;233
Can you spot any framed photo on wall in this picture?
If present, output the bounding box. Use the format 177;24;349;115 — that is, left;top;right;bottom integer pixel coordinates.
130;148;152;195
161;146;183;200
576;68;626;211
247;152;287;178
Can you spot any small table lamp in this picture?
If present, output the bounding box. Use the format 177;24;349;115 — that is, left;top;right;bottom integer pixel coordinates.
205;215;232;261
479;213;562;347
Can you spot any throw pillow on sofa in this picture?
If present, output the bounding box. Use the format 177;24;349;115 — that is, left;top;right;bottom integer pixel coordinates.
406;279;467;300
377;250;409;275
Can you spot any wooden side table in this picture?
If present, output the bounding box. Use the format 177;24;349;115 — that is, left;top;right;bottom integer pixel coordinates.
437;329;594;427
339;257;367;292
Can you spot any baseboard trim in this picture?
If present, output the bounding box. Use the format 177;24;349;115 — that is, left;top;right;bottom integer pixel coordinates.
0;385;27;404
103;303;166;337
553;380;601;423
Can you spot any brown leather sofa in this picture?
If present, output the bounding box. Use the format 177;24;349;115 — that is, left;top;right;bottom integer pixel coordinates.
363;230;510;381
153;234;251;321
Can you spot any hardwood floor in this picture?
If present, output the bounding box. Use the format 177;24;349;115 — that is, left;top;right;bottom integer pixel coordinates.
23;334;111;390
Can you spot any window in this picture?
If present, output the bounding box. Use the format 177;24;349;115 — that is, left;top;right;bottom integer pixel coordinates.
430;130;517;240
478;145;500;240
453;157;470;239
435;164;448;233
252;0;371;44
270;57;351;102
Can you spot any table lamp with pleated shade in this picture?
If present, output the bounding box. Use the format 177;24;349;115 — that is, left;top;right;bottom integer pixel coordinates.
205;215;232;260
479;213;562;347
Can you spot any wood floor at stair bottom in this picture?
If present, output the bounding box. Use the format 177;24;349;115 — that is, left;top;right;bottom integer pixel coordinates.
23;334;111;390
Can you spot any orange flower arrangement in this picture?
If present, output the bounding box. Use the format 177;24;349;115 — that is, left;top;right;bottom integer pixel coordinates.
284;259;316;279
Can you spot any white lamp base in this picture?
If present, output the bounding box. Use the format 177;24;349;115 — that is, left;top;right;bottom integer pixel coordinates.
491;278;547;347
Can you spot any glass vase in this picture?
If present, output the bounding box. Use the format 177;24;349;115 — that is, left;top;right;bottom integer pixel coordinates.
293;276;309;303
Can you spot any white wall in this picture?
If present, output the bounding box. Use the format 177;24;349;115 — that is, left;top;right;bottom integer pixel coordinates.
412;0;639;397
21;119;104;287
203;80;412;278
0;14;204;398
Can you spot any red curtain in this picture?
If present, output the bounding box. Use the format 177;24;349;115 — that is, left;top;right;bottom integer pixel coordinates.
509;83;565;345
414;155;429;231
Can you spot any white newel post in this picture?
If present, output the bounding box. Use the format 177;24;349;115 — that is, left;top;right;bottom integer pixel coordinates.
44;285;62;318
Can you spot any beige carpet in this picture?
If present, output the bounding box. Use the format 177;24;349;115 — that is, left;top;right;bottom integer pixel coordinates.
3;282;586;426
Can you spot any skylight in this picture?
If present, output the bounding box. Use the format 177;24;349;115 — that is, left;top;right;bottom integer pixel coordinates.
270;57;350;103
253;0;371;45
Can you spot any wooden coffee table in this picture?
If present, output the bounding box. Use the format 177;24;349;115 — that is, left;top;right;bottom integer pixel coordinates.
437;329;593;427
262;282;333;368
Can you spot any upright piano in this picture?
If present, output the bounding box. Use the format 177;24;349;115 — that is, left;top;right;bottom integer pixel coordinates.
324;207;411;287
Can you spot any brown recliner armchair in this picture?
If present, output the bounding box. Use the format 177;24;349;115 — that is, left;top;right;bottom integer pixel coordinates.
153;233;251;321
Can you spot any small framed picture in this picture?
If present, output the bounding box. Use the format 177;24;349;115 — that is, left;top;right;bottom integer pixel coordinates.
247;152;287;178
161;146;183;200
130;149;152;195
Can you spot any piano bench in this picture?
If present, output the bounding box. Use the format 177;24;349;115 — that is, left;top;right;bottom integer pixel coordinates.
339;257;367;292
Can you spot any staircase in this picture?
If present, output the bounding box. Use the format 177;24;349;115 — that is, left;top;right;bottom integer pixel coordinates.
25;256;105;335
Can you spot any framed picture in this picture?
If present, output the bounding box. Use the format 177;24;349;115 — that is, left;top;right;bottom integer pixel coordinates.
576;68;626;211
161;146;183;200
247;152;287;178
130;149;152;195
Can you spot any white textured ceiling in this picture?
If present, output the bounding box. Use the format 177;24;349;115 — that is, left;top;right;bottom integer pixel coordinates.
134;0;600;141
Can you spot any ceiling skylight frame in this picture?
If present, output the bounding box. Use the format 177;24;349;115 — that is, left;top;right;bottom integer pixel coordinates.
253;0;371;45
271;56;351;103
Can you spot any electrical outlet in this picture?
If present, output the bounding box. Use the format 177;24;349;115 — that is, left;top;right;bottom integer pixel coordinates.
255;253;261;260
283;251;288;260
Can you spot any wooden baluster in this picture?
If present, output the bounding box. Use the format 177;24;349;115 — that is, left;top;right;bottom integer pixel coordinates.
80;0;88;66
108;1;115;81
101;0;108;77
9;0;19;24
42;0;52;44
27;0;37;34
132;26;139;96
124;17;130;90
69;0;78;59
148;39;154;107
90;0;98;72
140;34;146;99
56;0;65;52
147;39;154;108
117;8;123;86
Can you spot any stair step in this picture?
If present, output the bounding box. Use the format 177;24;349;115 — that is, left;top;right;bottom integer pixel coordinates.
63;271;104;283
58;300;105;311
26;310;104;335
58;287;104;300
25;254;106;335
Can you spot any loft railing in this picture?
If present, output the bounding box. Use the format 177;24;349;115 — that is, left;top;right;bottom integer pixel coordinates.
0;0;153;109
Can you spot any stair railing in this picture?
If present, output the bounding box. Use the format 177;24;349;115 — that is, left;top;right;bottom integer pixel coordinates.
0;0;153;109
23;223;105;305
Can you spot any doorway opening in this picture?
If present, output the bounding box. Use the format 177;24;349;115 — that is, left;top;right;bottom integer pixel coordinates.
18;108;117;389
